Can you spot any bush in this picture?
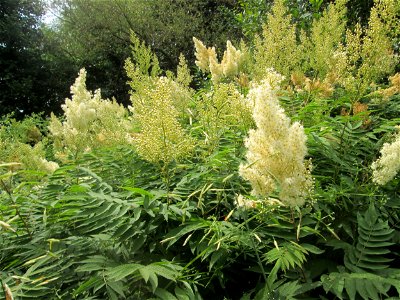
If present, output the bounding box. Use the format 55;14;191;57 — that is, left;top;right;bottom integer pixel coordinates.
1;1;400;299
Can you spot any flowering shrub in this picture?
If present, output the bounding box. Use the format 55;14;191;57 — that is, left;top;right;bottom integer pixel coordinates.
196;82;253;147
0;115;58;176
253;0;301;80
0;140;58;175
49;69;132;160
305;0;347;79
128;76;194;164
252;0;398;98
2;1;400;300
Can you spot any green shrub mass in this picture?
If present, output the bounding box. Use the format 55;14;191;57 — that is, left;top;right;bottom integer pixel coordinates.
1;1;400;299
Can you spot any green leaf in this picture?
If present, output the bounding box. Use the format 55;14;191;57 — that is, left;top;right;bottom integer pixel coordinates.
139;266;151;283
321;273;344;299
107;280;125;297
147;263;179;281
345;277;356;300
277;280;302;297
121;186;153;198
174;287;190;300
301;243;325;254
76;263;105;273
148;271;158;293
73;276;104;296
161;220;210;248
107;285;119;300
154;288;178;300
106;263;142;281
355;277;369;300
322;272;396;299
209;249;226;271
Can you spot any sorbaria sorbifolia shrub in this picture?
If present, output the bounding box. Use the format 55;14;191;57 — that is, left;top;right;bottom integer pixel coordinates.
251;0;398;98
371;127;400;185
305;0;347;80
239;71;313;207
126;34;194;164
48;69;132;160
127;76;194;164
0;116;58;175
378;73;400;100
0;139;58;175
253;0;301;80
196;82;253;146
329;0;398;98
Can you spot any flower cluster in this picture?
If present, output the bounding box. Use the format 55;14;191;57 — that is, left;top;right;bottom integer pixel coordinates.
197;82;253;146
378;73;400;99
330;0;398;97
239;76;313;206
193;37;216;72
49;69;131;160
0;140;58;175
176;53;193;88
306;0;347;79
253;0;301;80
129;77;194;164
0;117;58;176
193;37;244;84
252;0;398;99
290;72;333;98
372;127;400;185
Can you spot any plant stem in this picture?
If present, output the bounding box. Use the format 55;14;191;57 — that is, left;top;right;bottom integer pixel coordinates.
162;162;171;205
0;179;33;240
243;211;270;290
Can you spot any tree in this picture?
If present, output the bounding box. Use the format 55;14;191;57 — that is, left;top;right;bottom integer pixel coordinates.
0;0;76;118
50;0;241;105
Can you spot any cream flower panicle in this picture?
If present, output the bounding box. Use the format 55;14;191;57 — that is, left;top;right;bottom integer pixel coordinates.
193;37;214;72
49;68;132;160
236;194;257;209
193;37;244;84
129;76;194;164
239;73;313;207
221;40;243;78
253;0;301;80
371;126;400;185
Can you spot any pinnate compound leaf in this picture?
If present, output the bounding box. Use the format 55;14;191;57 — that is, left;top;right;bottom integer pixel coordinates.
322;272;396;299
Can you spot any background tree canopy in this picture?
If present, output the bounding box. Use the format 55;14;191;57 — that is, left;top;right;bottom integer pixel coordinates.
0;0;71;117
50;0;242;105
1;0;241;117
0;0;391;118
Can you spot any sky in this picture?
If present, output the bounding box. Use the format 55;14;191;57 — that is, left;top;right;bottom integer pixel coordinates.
41;1;60;26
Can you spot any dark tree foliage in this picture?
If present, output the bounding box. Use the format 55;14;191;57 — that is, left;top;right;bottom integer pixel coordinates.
0;0;43;116
345;0;374;25
0;0;75;118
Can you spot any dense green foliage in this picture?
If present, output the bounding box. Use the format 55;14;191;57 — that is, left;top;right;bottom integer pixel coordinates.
1;0;400;299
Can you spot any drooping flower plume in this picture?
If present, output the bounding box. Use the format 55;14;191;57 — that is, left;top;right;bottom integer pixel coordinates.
193;37;245;84
239;74;313;206
49;69;131;159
